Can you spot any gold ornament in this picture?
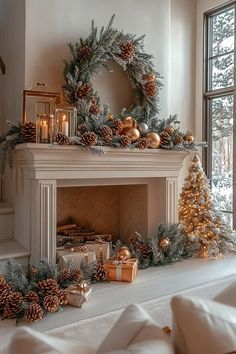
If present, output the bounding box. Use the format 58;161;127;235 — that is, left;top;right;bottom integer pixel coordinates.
146;132;161;148
164;126;175;135
122;127;140;142
162;326;172;334
106;114;114;121
117;246;131;261
122;116;135;130
159;238;170;249
184;133;195;143
143;73;156;82
77;280;89;291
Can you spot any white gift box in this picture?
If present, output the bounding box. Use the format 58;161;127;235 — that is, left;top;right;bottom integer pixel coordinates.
56;246;96;268
85;241;110;262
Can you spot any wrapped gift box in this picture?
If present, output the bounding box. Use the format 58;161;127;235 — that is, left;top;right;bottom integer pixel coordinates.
56;246;96;268
104;258;138;282
67;283;92;307
85;241;110;262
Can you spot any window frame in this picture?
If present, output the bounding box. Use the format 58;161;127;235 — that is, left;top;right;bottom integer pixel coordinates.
203;1;236;228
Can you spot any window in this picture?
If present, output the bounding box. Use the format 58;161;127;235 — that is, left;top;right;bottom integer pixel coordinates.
204;3;235;228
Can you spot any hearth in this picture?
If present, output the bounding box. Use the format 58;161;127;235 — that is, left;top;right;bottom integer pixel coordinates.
12;144;187;263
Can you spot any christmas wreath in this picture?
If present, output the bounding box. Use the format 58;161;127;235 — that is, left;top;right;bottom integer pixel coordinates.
62;15;199;150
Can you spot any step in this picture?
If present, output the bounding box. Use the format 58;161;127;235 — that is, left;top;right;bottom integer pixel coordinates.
0;202;14;240
0;240;30;273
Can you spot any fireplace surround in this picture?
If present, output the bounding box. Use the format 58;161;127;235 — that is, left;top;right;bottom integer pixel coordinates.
12;144;187;264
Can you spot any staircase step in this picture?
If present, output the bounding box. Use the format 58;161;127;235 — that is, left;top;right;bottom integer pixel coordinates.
0;202;14;240
0;240;30;273
0;202;14;214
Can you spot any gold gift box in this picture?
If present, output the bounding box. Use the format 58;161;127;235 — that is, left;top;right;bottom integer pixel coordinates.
67;284;92;308
104;258;138;282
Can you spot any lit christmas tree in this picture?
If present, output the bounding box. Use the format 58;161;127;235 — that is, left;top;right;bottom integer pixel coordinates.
179;154;235;258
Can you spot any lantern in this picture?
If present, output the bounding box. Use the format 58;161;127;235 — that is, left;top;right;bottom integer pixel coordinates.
54;95;77;137
22;82;60;123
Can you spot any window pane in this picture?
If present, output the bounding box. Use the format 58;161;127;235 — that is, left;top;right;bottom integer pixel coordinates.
210;7;235;57
210;95;233;215
209;53;234;90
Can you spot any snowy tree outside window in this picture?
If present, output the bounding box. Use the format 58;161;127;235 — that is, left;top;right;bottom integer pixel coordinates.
205;4;235;228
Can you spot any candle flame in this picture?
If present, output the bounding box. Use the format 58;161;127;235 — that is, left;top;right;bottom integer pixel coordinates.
42;120;46;126
62;114;66;121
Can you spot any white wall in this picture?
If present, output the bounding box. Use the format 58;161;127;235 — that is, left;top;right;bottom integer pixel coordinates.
25;0;171;119
195;0;230;140
170;0;196;133
0;0;25;129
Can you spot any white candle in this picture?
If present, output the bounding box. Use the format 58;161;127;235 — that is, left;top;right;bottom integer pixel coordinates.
61;115;69;136
41;120;48;140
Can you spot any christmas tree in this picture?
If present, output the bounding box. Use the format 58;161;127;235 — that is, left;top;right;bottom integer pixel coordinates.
179;154;235;258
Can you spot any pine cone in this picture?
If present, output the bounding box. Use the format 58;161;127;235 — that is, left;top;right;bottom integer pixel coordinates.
112;119;123;135
37;278;59;296
143;73;156;82
72;268;84;283
77;83;91;99
137;137;150;149
164;126;175;135
57;289;69;306
95;263;107;282
25;291;40;304
120;135;131;147
77;46;92;61
3;292;23;319
0;283;12;307
89;103;100;115
44;295;60;313
100;125;113;143
77;123;89;135
160;131;172;146
21;122;36;143
59;267;71;282
55;132;69;145
30;266;38;277
137;244;151;259
24;303;44;323
144;81;157;97
81;132;98;146
0;273;6;287
120;41;135;61
129;232;139;247
174;134;183;145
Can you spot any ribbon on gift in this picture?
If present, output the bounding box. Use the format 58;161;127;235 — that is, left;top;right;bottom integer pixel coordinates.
111;259;136;281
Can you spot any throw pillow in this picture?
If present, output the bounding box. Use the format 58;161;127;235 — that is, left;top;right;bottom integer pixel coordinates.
8;327;96;354
171;295;236;354
214;281;236;307
98;304;174;354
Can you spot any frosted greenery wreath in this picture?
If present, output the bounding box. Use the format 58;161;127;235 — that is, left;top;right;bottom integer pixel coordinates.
63;15;162;126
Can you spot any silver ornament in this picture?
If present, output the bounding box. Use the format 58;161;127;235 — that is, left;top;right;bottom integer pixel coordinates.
139;123;149;135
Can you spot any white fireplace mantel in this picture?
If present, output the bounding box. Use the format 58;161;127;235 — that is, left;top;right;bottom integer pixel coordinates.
12;144;188;264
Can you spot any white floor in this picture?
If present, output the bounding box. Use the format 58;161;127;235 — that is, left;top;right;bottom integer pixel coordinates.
1;255;236;350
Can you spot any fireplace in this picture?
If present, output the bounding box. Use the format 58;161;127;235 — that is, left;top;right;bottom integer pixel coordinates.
12;144;187;263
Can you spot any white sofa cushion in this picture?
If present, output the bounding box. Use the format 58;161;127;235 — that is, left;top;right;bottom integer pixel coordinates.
8;327;96;354
214;281;236;307
98;304;174;354
171;294;236;354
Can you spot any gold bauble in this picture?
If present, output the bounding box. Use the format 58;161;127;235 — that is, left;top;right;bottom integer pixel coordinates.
146;132;161;149
159;238;170;249
117;246;131;260
122;127;140;142
162;326;172;334
164;126;175;135
106;114;114;121
122;116;135;130
184;134;195;143
77;280;88;290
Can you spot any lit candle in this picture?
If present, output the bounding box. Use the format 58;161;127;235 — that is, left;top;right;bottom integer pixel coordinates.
41;120;48;141
61;114;69;136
